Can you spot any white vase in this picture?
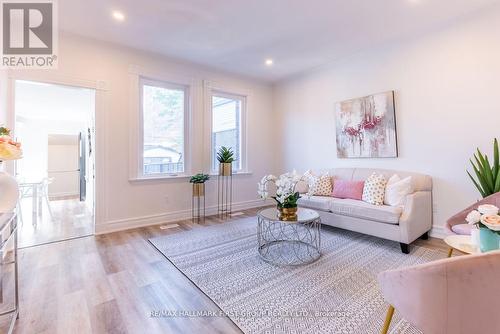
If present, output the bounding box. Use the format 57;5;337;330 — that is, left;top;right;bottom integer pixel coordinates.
0;164;19;214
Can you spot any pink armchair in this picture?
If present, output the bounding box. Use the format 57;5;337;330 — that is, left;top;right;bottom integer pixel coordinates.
378;250;500;334
446;192;500;235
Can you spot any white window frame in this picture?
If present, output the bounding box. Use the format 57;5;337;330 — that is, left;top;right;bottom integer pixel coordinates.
138;77;191;178
209;90;247;174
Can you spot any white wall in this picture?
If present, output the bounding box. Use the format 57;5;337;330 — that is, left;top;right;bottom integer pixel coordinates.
0;71;6;122
273;9;500;236
0;70;8;173
15;122;48;179
7;34;275;233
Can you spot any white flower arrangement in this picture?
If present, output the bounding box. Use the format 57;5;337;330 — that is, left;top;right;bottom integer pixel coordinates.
257;170;305;208
466;210;482;225
0;126;22;161
257;174;277;200
466;204;500;232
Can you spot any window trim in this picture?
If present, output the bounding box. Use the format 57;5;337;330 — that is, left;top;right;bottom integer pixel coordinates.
209;89;247;174
138;77;191;179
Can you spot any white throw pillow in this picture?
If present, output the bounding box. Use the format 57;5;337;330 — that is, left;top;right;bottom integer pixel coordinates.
295;181;309;194
384;174;414;206
362;173;387;206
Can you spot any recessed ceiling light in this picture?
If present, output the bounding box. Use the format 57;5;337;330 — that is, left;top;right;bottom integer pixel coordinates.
265;59;274;66
112;10;125;22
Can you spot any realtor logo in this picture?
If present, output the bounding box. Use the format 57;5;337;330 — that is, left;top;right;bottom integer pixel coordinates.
1;0;58;68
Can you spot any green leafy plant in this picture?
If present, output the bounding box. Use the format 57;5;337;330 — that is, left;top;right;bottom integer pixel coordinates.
189;173;210;183
273;192;301;209
467;138;500;198
216;146;235;163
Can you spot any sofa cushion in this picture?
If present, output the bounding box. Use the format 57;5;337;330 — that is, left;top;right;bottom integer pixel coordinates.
304;171;333;196
362;173;387;206
330;198;402;225
384;174;414;206
298;196;403;225
332;180;364;200
295;181;309;194
351;168;431;192
298;196;333;212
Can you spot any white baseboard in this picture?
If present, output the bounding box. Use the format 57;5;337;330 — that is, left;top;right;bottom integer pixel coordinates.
429;225;446;239
95;199;273;235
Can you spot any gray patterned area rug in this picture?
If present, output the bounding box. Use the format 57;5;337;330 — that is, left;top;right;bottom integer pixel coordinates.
149;217;445;334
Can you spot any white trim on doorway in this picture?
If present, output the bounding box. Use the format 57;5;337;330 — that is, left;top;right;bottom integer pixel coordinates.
7;71;108;231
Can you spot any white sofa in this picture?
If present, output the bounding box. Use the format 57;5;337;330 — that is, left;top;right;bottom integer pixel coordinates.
297;168;433;253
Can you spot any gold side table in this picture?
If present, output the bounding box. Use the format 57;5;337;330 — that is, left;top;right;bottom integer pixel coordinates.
192;183;206;221
444;235;478;257
217;162;232;217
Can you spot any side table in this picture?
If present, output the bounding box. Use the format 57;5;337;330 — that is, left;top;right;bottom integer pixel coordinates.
444;235;478;257
0;213;19;334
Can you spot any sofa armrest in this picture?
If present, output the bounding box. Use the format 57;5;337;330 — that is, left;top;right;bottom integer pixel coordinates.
398;191;432;244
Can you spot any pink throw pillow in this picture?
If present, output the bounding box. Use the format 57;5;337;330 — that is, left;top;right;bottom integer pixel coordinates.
332;180;365;200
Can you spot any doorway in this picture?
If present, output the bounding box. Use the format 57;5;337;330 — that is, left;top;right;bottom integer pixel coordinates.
14;80;96;248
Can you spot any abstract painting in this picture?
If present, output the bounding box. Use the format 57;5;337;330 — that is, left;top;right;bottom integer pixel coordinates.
335;91;397;158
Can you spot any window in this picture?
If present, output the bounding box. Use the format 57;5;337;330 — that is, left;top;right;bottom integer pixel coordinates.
141;79;188;176
211;92;245;172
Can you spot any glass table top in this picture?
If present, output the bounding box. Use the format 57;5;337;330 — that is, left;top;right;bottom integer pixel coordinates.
258;207;319;223
444;235;479;254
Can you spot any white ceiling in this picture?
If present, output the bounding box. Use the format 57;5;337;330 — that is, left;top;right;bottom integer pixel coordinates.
59;0;500;82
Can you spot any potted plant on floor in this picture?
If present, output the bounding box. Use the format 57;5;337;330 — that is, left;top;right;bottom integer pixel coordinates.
190;173;210;197
258;171;304;220
217;146;234;176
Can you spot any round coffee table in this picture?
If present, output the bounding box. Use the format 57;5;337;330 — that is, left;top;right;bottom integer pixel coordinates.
257;207;321;267
444;235;479;257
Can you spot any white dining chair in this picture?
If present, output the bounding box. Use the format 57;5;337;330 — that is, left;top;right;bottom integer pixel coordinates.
17;182;33;226
40;177;54;217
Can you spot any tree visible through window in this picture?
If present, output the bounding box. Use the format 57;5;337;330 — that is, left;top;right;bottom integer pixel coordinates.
142;80;186;175
211;93;244;171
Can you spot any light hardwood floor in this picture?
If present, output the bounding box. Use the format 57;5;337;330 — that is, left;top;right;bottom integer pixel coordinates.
11;208;447;334
18;197;94;248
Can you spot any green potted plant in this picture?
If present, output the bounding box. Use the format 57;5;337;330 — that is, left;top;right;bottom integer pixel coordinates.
278;192;301;220
466;138;500;251
190;173;210;197
467;138;500;198
217;146;235;176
